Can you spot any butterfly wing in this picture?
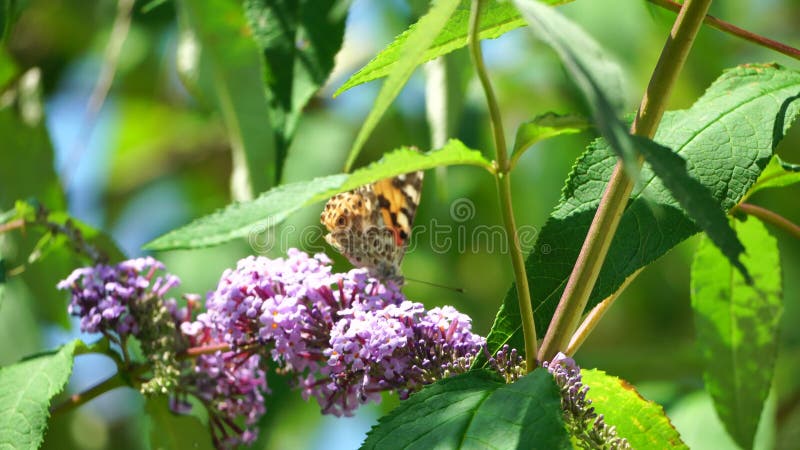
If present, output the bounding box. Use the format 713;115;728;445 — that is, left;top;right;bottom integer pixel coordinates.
372;171;423;248
320;171;423;282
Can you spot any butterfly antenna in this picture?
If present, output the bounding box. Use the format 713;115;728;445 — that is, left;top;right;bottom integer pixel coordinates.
404;277;465;294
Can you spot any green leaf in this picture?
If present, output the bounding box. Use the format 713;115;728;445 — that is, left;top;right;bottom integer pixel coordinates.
511;112;589;161
512;113;589;154
691;217;782;449
484;64;800;360
145;396;214;450
335;0;571;96
0;340;81;450
145;139;491;250
635;136;748;281
244;0;347;183
0;47;18;88
582;369;687;449
342;0;461;172
177;0;277;199
361;369;569;450
743;155;800;200
513;0;638;178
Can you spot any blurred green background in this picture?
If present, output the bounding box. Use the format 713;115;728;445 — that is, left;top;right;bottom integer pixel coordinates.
0;0;798;449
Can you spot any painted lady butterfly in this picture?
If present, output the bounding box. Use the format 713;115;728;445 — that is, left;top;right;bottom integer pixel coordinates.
321;171;423;284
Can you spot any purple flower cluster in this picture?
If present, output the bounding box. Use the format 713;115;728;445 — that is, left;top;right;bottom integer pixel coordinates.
544;353;630;450
57;257;180;338
485;344;527;383
60;249;485;448
184;349;268;447
186;248;485;417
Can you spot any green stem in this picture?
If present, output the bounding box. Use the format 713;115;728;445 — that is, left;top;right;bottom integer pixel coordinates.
48;340;240;417
564;267;642;356
648;0;800;61
50;374;126;417
736;203;800;240
184;342;231;357
468;0;538;371
538;0;715;362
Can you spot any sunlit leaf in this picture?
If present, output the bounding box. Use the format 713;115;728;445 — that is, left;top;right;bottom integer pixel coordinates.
361;369;569;450
343;0;460;172
0;340;82;450
582;369;687;449
511;2;746;274
511;112;589;159
691;217;782;449
743;155;800;200
145;139;492;250
635;136;748;281
335;0;571;96
485;64;800;359
512;2;744;272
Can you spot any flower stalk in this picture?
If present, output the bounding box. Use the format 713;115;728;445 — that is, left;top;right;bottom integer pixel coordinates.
50;374;126;416
468;0;538;371
539;0;715;362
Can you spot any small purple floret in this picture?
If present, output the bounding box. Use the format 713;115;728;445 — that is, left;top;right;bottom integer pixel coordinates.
57;257;179;336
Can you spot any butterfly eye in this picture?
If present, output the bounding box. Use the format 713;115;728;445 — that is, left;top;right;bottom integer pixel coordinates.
336;216;347;228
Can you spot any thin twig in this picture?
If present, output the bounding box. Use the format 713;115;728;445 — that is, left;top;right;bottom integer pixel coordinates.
60;0;135;188
50;374;126;416
648;0;800;61
468;0;538;370
736;203;800;240
34;205;107;263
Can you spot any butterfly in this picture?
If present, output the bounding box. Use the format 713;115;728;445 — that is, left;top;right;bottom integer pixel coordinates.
320;171;423;284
